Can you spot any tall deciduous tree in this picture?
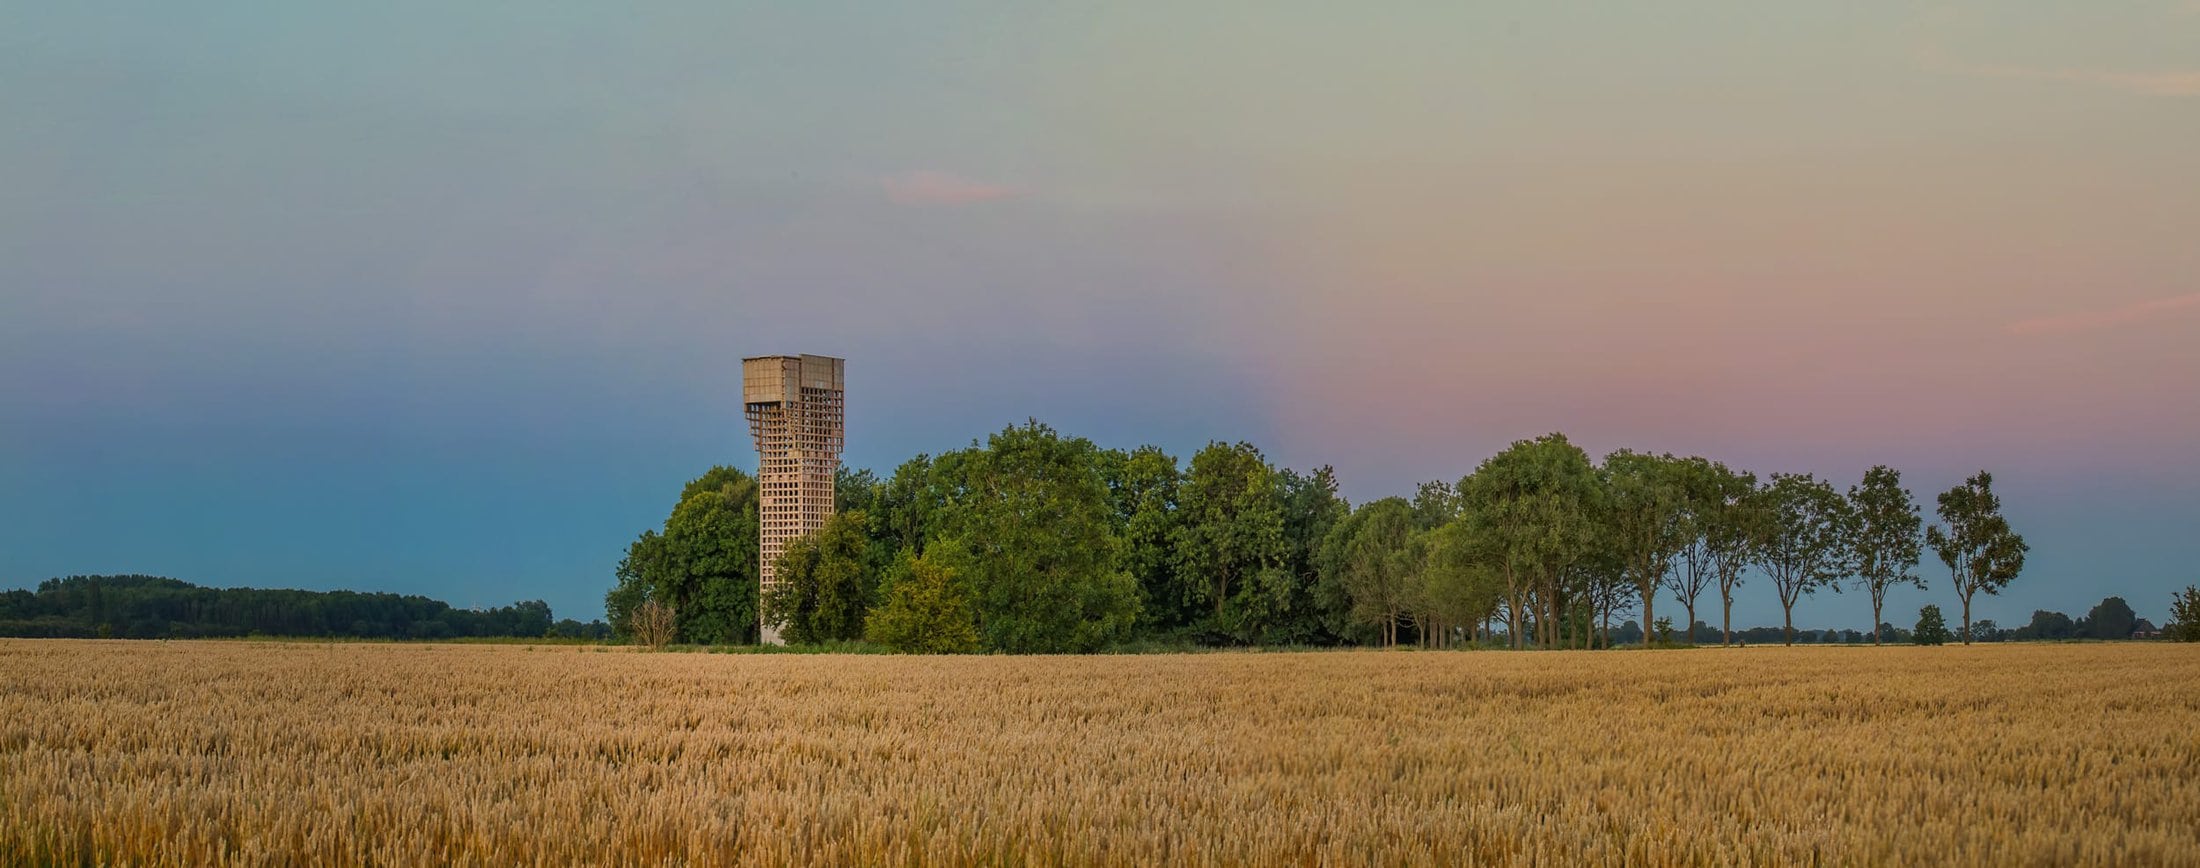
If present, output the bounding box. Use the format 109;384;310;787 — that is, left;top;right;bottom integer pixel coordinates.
1698;464;1759;646
1416;519;1505;647
1271;466;1350;645
1751;473;1852;646
1604;450;1689;648
945;421;1141;653
762;510;877;644
1457;434;1602;649
1328;498;1418;646
1845;465;1923;645
1925;471;2028;645
1174;441;1291;642
604;466;761;645
1664;458;1716;643
1100;446;1189;631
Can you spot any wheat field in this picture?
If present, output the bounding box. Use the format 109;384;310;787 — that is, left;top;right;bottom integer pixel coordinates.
2;640;2194;866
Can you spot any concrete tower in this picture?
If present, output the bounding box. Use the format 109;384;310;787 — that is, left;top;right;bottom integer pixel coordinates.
742;354;845;644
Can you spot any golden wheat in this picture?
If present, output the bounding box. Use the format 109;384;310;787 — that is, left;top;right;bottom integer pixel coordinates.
2;641;2194;866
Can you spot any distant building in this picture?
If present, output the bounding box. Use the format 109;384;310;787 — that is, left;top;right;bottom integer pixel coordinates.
742;355;845;644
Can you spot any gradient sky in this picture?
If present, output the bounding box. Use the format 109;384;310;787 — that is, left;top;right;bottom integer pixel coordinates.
4;1;2196;629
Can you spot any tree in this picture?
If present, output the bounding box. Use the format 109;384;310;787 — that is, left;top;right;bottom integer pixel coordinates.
866;543;980;653
1330;498;1418;646
1457;434;1602;649
1845;465;1924;645
2167;586;2200;642
1663;457;1728;646
630;598;677;649
1416;519;1505;647
1410;480;1461;530
2081;596;2137;640
1604;450;1689;650
1173;441;1290;642
1912;604;1950;646
1699;464;1759;645
2018;609;2076;641
944;421;1141;653
1925;471;2029;645
603;467;762;645
762;511;876;644
1271;466;1351;646
1100;446;1190;631
1751;473;1851;646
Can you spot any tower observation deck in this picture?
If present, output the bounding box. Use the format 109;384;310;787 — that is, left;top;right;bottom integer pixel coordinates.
742;354;845;644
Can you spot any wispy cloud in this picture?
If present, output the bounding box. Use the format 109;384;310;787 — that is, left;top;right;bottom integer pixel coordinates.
1946;61;2200;96
880;171;1020;206
1915;4;2200;97
2008;292;2200;336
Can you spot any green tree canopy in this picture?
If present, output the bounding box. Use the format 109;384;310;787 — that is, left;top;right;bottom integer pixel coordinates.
1458;433;1602;649
605;466;761;644
1846;465;1924;645
943;421;1141;653
1603;450;1689;648
866;542;980;654
1174;441;1291;642
1926;471;2029;645
763;510;878;644
1913;604;1950;646
1751;473;1852;646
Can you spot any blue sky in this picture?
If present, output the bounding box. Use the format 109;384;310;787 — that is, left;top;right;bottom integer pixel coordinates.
4;1;2195;627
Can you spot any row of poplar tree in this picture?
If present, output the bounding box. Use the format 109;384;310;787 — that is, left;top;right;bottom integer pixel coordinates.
603;421;2028;653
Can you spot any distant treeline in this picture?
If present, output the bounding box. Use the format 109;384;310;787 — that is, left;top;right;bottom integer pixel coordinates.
0;575;610;640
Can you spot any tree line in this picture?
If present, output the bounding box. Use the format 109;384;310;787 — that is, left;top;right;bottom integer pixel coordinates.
605;422;2067;653
0;575;608;640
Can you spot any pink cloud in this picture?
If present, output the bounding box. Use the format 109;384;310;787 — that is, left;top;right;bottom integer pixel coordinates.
2007;292;2200;336
880;171;1020;206
1953;62;2200;96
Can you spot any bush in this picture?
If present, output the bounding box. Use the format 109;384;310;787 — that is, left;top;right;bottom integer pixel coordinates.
866;544;980;654
2167;586;2200;643
1913;605;1950;646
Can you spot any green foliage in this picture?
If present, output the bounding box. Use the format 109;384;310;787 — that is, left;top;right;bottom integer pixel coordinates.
1414;518;1506;643
1926;471;2029;644
763;511;878;644
1326;498;1418;646
1913;604;1950;645
944;421;1141;653
0;575;572;640
1174;441;1291;642
1458;434;1604;649
2081;596;2137;640
1101;446;1192;630
866;543;981;654
605;466;762;645
1846;465;1924;645
1604;450;1689;648
1269;466;1351;646
1751;473;1853;645
2167;586;2200;642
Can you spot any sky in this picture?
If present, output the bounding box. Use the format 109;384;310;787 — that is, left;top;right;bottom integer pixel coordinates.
3;1;2196;629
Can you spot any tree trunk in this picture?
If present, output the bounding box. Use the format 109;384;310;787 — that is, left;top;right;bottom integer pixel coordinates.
1685;602;1697;645
1871;595;1883;646
1783;603;1795;646
1642;586;1655;648
1961;593;1973;646
1722;595;1732;646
